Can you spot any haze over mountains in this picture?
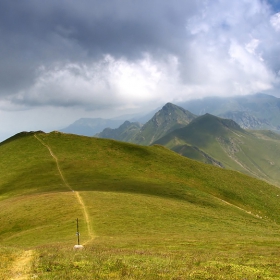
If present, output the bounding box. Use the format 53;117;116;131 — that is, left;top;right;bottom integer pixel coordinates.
61;93;280;137
60;109;158;136
179;93;280;131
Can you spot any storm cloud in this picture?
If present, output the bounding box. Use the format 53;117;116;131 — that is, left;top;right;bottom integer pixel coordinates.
1;0;280;140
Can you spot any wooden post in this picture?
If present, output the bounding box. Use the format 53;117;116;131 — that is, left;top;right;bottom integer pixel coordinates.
76;218;80;245
73;218;84;250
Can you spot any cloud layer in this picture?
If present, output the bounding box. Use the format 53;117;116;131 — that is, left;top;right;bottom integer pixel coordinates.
1;0;280;132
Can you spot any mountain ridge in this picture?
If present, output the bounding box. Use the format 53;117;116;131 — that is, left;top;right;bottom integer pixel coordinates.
154;113;280;186
97;102;197;145
179;93;280;131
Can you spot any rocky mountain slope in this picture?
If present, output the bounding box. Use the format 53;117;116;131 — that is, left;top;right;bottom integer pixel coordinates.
97;103;197;145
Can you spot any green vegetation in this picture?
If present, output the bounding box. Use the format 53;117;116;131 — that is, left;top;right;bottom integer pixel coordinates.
154;114;280;187
1;131;280;279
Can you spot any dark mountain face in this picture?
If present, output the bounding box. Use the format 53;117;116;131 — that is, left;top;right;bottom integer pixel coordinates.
153;113;244;151
129;103;197;145
185;113;243;134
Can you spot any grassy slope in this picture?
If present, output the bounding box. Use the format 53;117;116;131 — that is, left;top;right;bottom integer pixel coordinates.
0;132;88;246
154;114;280;186
1;131;280;278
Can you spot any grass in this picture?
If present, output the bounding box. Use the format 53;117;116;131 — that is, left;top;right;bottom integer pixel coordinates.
0;192;87;246
1;131;280;278
27;242;280;279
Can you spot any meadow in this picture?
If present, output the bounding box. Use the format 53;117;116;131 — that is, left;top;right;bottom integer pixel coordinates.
1;131;280;279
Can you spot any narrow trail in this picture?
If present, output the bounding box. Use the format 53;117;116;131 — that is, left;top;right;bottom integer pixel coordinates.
34;134;94;243
215;196;261;219
10;250;33;280
34;135;73;191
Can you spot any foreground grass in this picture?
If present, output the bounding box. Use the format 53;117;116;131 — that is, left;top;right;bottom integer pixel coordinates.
2;190;280;279
12;241;278;279
0;192;88;247
0;247;19;279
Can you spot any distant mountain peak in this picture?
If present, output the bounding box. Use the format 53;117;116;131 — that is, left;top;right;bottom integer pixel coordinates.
133;103;197;145
96;103;197;145
162;102;179;109
191;113;243;132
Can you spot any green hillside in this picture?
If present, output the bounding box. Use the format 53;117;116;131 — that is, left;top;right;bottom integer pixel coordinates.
1;131;280;279
154;114;280;186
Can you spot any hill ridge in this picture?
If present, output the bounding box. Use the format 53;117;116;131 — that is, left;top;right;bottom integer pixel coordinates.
34;133;94;243
1;131;280;277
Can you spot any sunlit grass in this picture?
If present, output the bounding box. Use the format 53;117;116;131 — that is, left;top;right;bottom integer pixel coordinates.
29;242;280;279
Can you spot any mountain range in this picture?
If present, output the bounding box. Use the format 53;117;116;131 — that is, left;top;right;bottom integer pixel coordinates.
179;93;280;131
61;94;280;137
95;103;197;145
154;113;280;186
96;97;280;186
60;109;158;136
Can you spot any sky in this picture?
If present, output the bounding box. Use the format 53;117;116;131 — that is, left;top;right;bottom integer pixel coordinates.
1;0;280;141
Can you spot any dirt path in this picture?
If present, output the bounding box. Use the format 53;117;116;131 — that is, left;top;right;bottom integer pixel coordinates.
34;135;73;191
34;134;94;243
10;250;33;280
215;196;261;219
75;191;94;240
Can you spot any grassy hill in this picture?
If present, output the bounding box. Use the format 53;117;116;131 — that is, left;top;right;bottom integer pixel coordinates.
154;113;280;187
1;131;280;279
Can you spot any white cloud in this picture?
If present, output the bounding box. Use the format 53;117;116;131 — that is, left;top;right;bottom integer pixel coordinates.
2;0;280;112
7;54;182;111
245;38;260;56
270;12;280;31
183;0;278;97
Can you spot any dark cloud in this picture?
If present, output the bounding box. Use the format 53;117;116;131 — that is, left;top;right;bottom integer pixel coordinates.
0;0;280;111
0;0;199;96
